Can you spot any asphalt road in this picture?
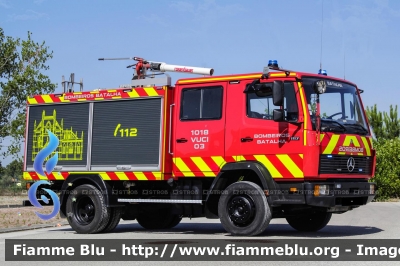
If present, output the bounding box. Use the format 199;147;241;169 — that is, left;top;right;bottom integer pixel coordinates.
1;202;400;266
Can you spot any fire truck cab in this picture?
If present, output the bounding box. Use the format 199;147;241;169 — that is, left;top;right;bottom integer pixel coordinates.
23;59;376;236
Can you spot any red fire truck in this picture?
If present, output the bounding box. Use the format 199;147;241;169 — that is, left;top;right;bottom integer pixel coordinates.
23;58;376;236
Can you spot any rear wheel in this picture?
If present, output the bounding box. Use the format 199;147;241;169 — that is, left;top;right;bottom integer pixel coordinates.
286;212;332;232
66;184;110;234
218;181;271;236
137;205;182;229
101;207;122;233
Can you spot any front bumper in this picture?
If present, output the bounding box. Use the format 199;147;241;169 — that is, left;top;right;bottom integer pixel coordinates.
304;181;375;208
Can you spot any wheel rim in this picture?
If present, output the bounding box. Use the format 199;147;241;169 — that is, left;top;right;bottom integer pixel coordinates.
227;196;255;227
74;196;95;225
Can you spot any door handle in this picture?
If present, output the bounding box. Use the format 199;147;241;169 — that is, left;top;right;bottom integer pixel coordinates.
241;137;253;142
176;138;188;143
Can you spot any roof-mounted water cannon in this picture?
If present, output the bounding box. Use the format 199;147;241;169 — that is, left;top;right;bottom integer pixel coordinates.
98;56;214;87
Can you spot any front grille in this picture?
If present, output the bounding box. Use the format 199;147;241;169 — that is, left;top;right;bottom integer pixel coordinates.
319;155;372;175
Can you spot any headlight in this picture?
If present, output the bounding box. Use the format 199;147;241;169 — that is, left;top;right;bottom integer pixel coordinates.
370;184;375;194
314;185;330;196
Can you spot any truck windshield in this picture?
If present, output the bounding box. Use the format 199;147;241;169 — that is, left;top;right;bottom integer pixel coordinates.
302;77;369;135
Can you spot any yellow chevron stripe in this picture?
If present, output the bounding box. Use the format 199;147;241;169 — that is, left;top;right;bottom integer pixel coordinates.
153;172;162;180
299;154;303;159
276;154;304;178
211;156;226;169
191;157;215;177
42;95;53;103
23;172;33;180
99;172;111;180
115;172;129;180
144;88;159;96
127;90;140;98
320;134;325;142
323;134;340;154
174;158;195;177
361;137;371;156
59;96;69;103
28;98;38;105
53;172;65;180
133;172;148;180
254;155;283;178
343;136;361;147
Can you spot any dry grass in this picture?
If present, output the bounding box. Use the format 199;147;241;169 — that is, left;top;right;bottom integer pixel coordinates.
0;206;67;229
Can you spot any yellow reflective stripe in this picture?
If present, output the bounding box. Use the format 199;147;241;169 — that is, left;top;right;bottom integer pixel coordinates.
42;95;53;103
178;74;261;84
211;156;226;169
191;157;215;177
299;154;303;159
320;134;325;142
234;155;246;161
133;172;148;180
112;96;122;99
127;90;140;98
174;158;195;177
107;90;117;92
144;88;158;96
115;172;129;180
23;172;32;180
153;172;162;180
94;98;104;100
37;173;48;180
99;172;111;180
28;98;38;105
53;172;65;180
276;154;304;178
254;155;283;178
298;82;307;145
343;136;361;147
323;135;340;154
77;99;87;102
361;137;371;156
270;73;297;77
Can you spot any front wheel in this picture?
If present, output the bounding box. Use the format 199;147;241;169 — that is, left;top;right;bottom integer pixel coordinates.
66;184;110;234
218;181;271;236
286;212;332;232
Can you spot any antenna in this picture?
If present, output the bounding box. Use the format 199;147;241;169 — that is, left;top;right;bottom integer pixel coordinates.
61;73;83;93
344;52;346;80
319;0;324;72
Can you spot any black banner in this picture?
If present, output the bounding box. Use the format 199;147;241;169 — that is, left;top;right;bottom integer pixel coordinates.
5;239;400;261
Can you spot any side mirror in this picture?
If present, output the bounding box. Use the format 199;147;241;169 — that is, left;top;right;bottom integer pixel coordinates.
272;81;284;106
273;109;284;122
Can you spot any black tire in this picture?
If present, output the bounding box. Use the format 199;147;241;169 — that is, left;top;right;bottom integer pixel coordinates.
66;184;110;234
137;206;181;230
218;181;271;236
286;212;332;232
101;207;122;233
165;215;182;229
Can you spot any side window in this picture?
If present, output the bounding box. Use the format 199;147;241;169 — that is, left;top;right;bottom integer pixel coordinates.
180;86;223;120
246;82;298;120
284;82;298;121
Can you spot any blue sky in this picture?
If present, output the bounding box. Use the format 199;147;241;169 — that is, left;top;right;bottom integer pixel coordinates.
1;0;400;164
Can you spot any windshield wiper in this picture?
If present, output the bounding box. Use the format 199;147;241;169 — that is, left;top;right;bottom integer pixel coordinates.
343;123;369;135
320;119;347;133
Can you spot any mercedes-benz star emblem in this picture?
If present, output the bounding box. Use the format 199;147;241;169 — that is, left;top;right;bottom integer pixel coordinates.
347;157;355;172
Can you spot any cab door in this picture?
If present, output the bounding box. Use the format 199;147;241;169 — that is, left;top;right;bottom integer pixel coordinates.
172;82;226;177
226;80;305;179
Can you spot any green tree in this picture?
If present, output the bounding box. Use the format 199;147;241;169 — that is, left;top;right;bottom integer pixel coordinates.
0;28;56;158
366;104;400;139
